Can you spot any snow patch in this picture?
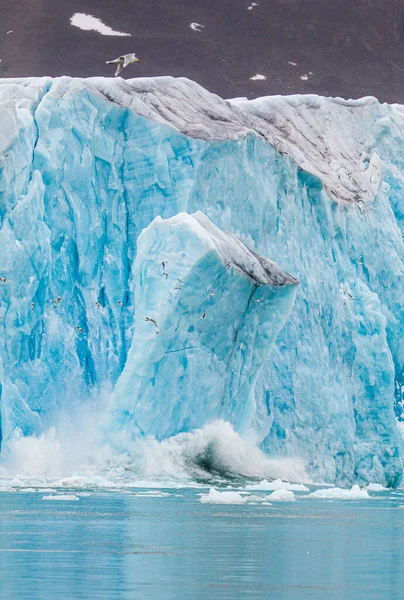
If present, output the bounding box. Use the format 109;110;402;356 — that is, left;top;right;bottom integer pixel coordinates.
250;74;266;81
70;13;131;36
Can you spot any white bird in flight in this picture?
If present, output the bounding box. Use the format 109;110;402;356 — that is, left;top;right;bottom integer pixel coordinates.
189;23;204;32
106;53;140;77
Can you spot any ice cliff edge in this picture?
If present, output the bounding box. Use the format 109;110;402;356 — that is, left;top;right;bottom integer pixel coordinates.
0;76;403;486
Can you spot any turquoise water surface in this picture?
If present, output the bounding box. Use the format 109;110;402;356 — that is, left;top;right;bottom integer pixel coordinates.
0;489;403;599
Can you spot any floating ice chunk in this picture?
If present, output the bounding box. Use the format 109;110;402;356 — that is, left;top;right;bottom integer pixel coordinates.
200;488;246;504
42;494;79;501
20;488;37;493
246;478;309;491
250;74;266;81
300;74;309;81
70;13;131;36
134;491;170;497
366;483;388;492
247;3;258;10
265;489;295;502
309;485;369;499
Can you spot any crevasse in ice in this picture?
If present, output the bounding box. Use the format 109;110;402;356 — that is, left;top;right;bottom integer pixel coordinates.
0;76;403;486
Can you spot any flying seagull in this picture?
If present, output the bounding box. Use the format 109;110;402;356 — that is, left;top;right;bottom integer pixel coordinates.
106;53;140;77
145;316;158;329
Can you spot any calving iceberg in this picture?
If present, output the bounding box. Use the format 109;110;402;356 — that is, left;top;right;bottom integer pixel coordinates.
0;75;403;486
111;211;298;440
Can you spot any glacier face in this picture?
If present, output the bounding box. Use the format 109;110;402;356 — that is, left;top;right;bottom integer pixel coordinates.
0;76;403;486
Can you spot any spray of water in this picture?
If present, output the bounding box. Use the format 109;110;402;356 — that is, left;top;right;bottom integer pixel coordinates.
0;417;309;490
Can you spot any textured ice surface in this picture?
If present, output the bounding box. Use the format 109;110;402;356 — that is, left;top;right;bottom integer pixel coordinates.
0;76;403;486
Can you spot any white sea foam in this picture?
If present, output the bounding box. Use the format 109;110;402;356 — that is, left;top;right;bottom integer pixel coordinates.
70;13;130;36
0;420;308;491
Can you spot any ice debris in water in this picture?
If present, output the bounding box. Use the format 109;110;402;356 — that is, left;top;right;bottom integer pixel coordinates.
200;488;246;504
265;489;295;502
42;494;80;501
366;483;388;492
0;75;403;487
246;478;309;491
308;485;369;499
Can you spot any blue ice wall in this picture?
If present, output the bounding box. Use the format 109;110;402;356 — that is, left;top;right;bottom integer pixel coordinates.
0;77;403;485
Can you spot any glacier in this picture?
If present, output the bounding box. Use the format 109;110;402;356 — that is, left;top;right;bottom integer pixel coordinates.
0;75;403;487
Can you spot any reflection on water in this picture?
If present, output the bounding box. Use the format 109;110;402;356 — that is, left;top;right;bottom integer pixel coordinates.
0;491;403;599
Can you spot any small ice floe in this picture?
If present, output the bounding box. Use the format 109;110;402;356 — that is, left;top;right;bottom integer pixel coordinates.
247;3;258;10
366;483;388;492
265;489;295;502
288;61;297;66
261;501;272;506
246;478;309;492
42;494;80;501
250;74;266;81
300;74;309;81
189;23;204;32
6;30;13;35
70;13;131;36
309;485;369;499
200;488;246;504
20;488;37;493
134;491;170;498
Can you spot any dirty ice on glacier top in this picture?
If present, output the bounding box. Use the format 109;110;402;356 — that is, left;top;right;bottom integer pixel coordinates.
1;75;386;205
